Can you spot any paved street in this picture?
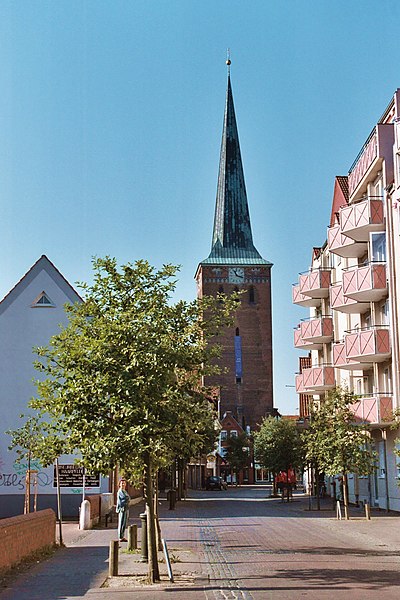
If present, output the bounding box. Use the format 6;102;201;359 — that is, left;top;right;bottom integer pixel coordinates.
2;486;400;599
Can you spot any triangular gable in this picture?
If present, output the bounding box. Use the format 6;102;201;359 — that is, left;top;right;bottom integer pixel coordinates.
329;176;349;227
0;255;83;316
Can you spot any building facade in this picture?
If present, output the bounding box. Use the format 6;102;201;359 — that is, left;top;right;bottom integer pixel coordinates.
293;89;400;511
0;256;109;518
195;73;274;434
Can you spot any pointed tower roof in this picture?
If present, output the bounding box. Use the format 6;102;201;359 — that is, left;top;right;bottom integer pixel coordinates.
201;73;271;266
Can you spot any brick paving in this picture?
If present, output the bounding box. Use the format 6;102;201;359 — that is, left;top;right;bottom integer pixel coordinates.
1;486;400;599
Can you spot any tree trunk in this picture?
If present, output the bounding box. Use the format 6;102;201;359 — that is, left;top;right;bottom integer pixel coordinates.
143;451;160;583
343;473;349;520
315;464;320;511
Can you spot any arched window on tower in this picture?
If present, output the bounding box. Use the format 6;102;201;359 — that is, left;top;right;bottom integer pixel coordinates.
218;285;224;303
235;327;240;336
248;286;255;304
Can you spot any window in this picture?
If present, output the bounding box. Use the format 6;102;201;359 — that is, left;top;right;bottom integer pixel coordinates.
370;232;386;262
383;368;392;395
230;430;238;438
378;441;386;478
220;430;227;441
31;291;55;308
248;286;255;304
381;300;390;326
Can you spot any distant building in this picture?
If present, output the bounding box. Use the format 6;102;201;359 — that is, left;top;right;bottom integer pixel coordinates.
0;255;109;518
195;71;274;433
293;89;400;511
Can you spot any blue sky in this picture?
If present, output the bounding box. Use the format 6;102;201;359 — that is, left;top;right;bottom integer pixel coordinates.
0;1;399;414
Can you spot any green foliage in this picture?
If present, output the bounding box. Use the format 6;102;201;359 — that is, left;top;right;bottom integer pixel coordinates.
7;414;69;468
30;257;237;482
302;387;376;477
224;432;250;474
254;416;304;473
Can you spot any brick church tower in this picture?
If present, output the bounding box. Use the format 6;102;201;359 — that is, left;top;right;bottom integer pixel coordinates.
195;69;274;432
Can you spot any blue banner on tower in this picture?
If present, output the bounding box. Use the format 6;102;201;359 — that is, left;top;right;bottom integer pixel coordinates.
234;335;242;378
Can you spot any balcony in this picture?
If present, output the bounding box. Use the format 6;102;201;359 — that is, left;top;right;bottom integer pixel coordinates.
332;341;371;371
300;317;333;344
298;269;331;299
330;283;370;314
328;224;367;258
296;365;335;393
352;395;393;425
292;284;321;308
342;263;387;302
294;327;322;351
344;327;391;363
340;197;385;242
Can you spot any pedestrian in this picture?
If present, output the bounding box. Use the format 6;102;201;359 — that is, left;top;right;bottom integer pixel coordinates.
116;478;130;542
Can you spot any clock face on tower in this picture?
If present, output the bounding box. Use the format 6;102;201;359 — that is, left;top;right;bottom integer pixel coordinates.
228;267;245;284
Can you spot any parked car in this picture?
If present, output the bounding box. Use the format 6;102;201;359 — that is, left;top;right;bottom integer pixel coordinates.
206;476;227;491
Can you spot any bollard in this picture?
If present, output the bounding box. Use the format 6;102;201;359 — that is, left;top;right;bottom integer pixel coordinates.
128;524;137;551
167;488;176;510
109;540;119;576
365;502;371;521
139;512;148;562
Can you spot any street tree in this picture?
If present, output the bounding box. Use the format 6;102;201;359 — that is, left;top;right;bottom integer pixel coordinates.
302;387;376;519
254;416;304;499
30;257;237;582
224;432;251;484
7;414;69;543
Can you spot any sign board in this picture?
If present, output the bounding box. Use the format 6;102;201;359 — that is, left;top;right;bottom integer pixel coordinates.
53;465;100;488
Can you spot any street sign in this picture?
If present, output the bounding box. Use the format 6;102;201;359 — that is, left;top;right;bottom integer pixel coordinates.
53;464;100;488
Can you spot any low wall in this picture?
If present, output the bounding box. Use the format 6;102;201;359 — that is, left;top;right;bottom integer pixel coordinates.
0;509;56;572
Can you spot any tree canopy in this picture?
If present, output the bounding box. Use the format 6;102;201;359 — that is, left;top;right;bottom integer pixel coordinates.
254;416;304;474
31;257;237;481
301;387;376;478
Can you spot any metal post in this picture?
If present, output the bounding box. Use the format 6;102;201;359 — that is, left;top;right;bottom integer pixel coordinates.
365;502;371;521
128;524;137;551
55;457;63;546
109;540;119;576
139;512;148;562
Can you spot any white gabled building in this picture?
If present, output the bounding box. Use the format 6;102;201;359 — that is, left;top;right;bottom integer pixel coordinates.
0;255;109;518
293;89;400;512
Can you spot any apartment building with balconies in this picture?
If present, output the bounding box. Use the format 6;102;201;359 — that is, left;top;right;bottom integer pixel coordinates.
293;89;400;512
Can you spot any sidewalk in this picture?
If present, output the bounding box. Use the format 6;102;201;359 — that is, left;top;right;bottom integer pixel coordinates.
1;488;400;599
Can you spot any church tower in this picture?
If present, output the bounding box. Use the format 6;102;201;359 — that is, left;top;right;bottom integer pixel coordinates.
195;67;274;431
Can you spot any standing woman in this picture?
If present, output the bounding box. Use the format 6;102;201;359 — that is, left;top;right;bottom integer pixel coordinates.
116;478;130;542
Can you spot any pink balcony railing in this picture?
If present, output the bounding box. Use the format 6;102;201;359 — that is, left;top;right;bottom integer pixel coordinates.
352;395;393;424
298;269;331;299
332;341;371;370
292;284;321;308
300;317;333;344
345;327;391;363
330;283;369;314
301;365;335;392
328;224;367;258
342;263;387;302
340;197;384;242
295;373;306;393
294;327;322;350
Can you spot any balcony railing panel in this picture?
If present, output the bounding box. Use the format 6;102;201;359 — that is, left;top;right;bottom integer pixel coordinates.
340;197;384;242
301;365;335;392
332;342;370;370
352;395;393;425
330;283;370;314
345;328;391;362
300;317;333;344
295;373;306;393
298;269;331;299
328;224;367;258
292;284;321;308
342;263;387;302
294;328;322;351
